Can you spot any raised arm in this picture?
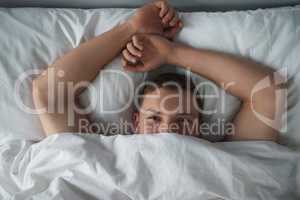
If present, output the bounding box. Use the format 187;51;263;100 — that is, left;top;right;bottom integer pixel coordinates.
32;1;182;136
168;43;285;142
122;34;285;142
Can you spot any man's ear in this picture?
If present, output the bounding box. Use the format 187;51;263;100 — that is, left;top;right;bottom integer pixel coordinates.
132;111;140;133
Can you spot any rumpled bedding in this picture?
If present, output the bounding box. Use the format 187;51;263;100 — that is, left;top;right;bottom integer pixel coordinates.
1;5;300;200
1;133;299;199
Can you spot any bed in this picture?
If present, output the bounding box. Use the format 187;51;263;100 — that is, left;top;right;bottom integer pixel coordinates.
0;0;300;199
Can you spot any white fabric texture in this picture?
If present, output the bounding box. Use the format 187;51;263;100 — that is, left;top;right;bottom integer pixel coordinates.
0;6;300;148
0;133;299;199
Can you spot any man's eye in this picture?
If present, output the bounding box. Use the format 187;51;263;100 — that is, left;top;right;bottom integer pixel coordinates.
147;116;160;122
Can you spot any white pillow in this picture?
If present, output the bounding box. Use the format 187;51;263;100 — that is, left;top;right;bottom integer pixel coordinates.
1;7;300;148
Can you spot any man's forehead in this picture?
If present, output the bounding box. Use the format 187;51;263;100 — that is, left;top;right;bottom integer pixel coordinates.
143;87;195;102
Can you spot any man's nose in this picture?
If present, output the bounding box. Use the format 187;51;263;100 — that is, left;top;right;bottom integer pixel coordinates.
158;121;179;133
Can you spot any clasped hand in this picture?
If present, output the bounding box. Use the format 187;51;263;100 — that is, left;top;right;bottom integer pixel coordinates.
124;0;183;72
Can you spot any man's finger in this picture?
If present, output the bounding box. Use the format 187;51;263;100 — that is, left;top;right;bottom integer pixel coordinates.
122;49;137;64
163;7;175;24
163;21;183;39
154;0;169;18
127;42;142;57
169;13;179;26
132;35;144;51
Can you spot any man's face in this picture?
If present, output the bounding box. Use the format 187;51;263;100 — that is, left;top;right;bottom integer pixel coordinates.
133;87;200;136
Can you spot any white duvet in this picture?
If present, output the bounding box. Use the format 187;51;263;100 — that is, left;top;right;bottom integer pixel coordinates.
1;133;299;200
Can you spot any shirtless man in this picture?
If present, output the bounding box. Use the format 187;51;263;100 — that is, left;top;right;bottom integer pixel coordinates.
32;0;285;142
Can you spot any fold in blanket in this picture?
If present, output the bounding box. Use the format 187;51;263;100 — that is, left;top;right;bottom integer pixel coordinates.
1;133;299;199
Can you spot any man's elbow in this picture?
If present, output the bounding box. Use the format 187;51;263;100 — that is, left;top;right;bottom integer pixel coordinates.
252;70;286;102
252;72;286;125
266;72;286;103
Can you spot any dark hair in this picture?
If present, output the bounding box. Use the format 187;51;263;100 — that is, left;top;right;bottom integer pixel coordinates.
134;73;202;111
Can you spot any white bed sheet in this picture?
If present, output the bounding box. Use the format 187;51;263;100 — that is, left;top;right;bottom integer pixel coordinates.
0;133;299;199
